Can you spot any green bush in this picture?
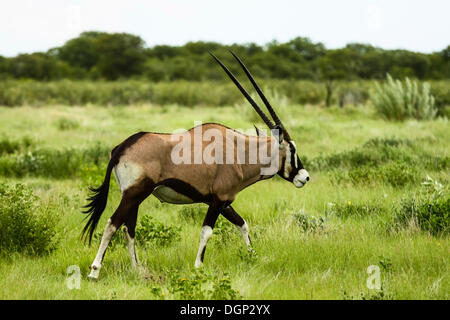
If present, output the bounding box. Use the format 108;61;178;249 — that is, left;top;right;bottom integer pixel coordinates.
0;183;58;255
430;81;450;116
371;74;437;121
135;215;181;247
93;215;181;248
168;269;241;300
0;136;33;156
393;178;449;235
343;286;394;300
292;210;326;232
210;216;236;246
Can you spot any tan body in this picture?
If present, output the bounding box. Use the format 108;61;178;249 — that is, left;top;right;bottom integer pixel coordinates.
115;123;277;204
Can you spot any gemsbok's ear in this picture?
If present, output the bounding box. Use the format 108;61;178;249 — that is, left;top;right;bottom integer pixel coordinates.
272;125;284;145
254;125;267;137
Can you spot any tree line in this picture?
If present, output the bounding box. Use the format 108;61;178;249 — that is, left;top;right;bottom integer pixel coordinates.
0;31;448;81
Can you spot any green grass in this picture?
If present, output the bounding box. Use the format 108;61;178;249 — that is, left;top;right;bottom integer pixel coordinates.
0;103;448;300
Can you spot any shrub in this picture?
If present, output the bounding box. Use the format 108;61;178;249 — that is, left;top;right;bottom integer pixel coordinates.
210;215;236;245
381;162;419;187
168;269;241;300
0;183;58;255
292;210;326;233
93;215;181;248
135;215;181;247
236;247;258;264
0;136;33;156
343;286;394;300
371;74;437;121
393;177;449;235
430;81;450;117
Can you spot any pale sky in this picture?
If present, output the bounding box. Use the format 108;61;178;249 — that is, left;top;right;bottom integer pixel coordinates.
1;0;449;57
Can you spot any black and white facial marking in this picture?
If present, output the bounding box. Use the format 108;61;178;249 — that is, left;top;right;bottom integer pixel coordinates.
279;140;310;188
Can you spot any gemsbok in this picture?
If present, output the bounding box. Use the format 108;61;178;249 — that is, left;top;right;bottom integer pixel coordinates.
82;51;310;279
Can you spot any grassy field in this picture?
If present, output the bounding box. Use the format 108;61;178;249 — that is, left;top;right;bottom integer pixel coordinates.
0;103;448;299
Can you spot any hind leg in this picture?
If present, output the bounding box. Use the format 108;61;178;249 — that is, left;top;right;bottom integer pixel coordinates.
88;181;153;280
88;217;118;280
88;198;134;280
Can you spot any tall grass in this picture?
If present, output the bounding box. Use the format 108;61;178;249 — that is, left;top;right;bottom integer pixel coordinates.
371;75;438;120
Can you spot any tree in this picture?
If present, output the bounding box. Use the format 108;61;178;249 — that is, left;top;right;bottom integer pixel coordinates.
58;31;106;70
318;49;360;106
93;33;146;79
6;53;72;80
288;37;325;61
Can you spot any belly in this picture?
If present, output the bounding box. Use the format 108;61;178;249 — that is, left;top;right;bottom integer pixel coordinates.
152;185;194;204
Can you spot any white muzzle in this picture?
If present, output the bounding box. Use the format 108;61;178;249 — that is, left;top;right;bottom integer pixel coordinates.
293;169;310;188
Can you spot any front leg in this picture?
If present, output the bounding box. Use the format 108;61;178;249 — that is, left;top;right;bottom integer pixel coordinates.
221;205;251;247
194;201;223;268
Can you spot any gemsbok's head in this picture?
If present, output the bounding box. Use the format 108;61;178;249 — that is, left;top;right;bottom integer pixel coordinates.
210;51;310;188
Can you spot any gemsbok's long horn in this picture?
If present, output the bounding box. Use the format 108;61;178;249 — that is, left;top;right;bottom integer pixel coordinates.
229;50;292;141
209;51;275;129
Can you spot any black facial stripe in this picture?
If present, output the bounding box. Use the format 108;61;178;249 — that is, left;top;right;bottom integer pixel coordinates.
279;155;286;177
288;141;305;169
290;145;296;168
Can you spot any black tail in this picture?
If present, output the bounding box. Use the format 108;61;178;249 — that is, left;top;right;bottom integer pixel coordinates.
81;160;115;245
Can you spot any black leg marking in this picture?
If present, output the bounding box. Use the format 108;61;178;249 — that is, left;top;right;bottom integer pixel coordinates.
221;206;245;227
222;205;252;246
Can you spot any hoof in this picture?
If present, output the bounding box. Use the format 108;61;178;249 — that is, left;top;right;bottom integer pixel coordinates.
88;266;100;280
87;274;99;281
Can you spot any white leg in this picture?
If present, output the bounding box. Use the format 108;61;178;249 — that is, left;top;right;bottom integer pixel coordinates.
123;225;138;268
195;226;213;268
238;221;251;247
88;219;117;280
